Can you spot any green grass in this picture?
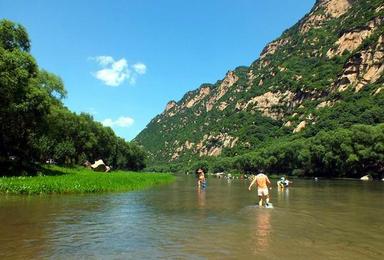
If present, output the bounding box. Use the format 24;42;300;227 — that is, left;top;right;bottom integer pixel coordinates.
0;165;175;195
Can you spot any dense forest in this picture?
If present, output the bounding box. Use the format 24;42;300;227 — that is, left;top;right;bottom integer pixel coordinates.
136;0;384;179
0;19;145;176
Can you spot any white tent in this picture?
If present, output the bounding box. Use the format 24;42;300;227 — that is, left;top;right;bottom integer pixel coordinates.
91;159;107;172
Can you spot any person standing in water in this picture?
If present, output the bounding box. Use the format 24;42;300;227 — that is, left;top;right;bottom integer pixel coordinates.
277;176;292;189
248;170;271;207
196;168;206;189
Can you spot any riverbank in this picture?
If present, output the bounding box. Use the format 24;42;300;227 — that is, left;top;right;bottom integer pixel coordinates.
0;166;174;195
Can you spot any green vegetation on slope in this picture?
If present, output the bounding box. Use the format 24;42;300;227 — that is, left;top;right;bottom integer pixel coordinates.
148;124;384;179
136;0;384;179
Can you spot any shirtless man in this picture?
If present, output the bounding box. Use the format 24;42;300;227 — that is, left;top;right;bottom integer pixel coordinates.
248;171;271;207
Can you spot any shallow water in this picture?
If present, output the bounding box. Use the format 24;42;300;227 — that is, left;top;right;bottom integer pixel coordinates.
1;176;383;259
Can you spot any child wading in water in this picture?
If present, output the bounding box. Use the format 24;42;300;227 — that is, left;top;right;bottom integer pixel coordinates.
248;170;271;207
196;168;206;188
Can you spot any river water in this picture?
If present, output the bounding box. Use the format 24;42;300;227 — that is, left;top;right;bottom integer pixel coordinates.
0;176;383;259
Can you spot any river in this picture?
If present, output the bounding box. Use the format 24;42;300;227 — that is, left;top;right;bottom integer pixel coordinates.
0;176;383;259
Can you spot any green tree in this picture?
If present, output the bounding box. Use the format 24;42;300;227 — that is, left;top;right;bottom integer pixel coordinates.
0;19;30;51
0;19;50;175
0;19;147;175
54;141;76;165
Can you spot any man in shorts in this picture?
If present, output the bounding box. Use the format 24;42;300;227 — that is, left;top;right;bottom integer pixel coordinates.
248;171;271;207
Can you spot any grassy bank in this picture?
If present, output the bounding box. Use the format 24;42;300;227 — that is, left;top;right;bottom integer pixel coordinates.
0;166;175;195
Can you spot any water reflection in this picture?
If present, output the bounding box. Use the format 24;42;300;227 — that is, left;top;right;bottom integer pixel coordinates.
196;187;206;208
0;194;136;259
250;210;271;254
277;186;290;203
1;178;384;259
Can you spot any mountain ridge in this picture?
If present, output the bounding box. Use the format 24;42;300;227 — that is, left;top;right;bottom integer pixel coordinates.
135;0;384;169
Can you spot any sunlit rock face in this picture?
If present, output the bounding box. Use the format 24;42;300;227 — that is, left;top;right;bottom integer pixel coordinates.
135;0;384;164
335;35;384;92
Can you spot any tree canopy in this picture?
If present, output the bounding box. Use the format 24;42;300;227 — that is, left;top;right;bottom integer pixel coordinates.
0;19;146;176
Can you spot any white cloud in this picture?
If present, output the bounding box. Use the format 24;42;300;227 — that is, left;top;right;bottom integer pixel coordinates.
91;56;146;87
101;118;114;127
133;63;147;74
94;56;114;66
112;59;128;71
95;66;130;86
102;116;134;128
93;57;130;87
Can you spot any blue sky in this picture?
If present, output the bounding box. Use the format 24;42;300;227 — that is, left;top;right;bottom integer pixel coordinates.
0;0;315;140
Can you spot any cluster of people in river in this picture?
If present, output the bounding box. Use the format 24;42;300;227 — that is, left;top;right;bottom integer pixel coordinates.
195;168;292;208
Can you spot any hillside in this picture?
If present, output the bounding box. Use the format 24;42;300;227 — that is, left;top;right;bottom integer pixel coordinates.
135;0;384;175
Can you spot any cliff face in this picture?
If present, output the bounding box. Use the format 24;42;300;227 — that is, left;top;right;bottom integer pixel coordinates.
135;0;384;164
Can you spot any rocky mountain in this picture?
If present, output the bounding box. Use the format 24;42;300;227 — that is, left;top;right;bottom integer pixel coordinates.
135;0;384;166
